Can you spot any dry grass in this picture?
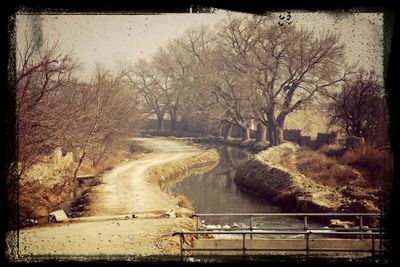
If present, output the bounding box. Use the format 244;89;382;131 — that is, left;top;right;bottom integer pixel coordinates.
296;147;361;187
174;193;194;210
318;144;346;158
277;148;297;170
340;144;393;187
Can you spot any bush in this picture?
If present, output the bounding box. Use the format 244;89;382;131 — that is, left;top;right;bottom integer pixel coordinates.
296;147;361;187
174;193;194;210
318;144;346;158
340;144;393;187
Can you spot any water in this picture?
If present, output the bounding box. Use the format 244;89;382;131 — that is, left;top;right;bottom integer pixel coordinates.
167;145;325;237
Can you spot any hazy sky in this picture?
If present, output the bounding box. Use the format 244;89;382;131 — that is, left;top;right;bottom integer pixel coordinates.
16;10;384;80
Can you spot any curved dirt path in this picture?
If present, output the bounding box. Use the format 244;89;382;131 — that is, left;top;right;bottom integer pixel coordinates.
13;137;206;260
88;137;200;216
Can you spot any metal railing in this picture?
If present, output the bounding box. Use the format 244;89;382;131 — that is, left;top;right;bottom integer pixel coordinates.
172;213;385;261
173;230;385;262
195;213;382;235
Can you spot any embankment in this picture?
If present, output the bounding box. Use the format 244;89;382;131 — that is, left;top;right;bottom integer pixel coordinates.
148;148;220;190
234;143;380;219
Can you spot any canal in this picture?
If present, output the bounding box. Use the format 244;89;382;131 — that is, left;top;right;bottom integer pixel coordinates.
166;145;325;236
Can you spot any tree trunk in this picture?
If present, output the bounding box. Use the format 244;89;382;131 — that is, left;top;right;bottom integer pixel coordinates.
274;112;287;146
181;118;189;132
224;123;232;140
157;114;164;132
215;123;223;138
274;126;284;145
241;127;251;142
171;117;177;131
170;110;177;131
255;122;267;143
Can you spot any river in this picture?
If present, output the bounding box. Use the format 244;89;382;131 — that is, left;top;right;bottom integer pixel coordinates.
167;145;325;234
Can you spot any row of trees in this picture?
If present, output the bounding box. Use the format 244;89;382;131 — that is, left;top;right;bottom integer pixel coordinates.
130;14;389;147
14;13;389;180
15;33;141;179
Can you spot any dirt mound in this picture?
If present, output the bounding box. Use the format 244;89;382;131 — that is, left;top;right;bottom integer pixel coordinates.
234;142;380;215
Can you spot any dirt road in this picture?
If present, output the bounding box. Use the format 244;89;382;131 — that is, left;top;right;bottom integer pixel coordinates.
88;137;200;215
11;137;212;260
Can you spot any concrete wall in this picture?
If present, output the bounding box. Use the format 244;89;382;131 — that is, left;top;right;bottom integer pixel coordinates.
141;118;257;138
193;238;380;257
283;129;338;149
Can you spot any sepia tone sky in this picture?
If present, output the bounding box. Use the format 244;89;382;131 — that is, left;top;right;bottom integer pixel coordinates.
16;10;384;81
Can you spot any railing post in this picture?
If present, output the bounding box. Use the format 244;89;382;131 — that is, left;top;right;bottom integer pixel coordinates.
242;233;246;261
250;215;253;239
306;231;310;261
196;216;199;239
371;234;375;262
359;216;363;240
179;233;184;262
304;216;308;231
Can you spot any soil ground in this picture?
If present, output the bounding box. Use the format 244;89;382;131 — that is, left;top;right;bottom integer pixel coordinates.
11;137;208;260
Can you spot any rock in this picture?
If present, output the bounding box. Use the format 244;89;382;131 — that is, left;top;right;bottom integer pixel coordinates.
48;210;69;223
25;218;39;226
232;222;240;228
339;186;379;202
67;211;81;218
329;219;355;229
186;257;195;262
341;199;380;213
222;224;231;229
164;209;176;218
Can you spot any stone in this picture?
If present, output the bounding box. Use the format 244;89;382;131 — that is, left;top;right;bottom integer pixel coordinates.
328;219;355;229
164;209;176;218
48;209;69;223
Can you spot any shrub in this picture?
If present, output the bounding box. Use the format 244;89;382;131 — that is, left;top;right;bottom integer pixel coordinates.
296;147;361;187
340;144;393;187
318;144;346;158
174;193;194;210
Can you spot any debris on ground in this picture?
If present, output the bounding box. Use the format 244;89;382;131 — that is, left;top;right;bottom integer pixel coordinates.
48;210;69;223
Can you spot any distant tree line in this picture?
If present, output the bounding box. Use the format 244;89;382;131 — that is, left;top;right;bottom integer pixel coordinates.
130;13;389;148
12;13;390;181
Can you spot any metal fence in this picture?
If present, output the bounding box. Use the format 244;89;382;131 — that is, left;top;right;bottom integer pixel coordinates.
173;213;385;262
194;212;382;233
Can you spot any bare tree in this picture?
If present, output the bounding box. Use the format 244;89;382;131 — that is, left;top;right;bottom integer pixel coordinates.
15;34;78;176
126;58;169;132
152;39;193;131
327;70;389;147
218;14;351;146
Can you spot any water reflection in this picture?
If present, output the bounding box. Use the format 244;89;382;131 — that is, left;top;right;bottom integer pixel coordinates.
167;145;323;232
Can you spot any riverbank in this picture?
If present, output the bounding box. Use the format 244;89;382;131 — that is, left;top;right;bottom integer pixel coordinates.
7;137;219;261
234;142;382;224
